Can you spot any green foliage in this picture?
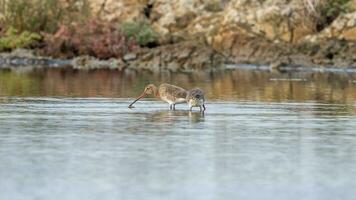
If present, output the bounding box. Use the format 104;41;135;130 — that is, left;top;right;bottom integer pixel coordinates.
121;20;158;46
0;27;41;50
304;0;352;31
321;0;350;17
0;0;91;33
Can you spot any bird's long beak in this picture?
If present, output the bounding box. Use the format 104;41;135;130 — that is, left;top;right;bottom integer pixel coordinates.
128;92;146;108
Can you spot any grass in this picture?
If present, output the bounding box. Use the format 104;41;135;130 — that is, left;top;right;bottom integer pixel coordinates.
0;0;91;33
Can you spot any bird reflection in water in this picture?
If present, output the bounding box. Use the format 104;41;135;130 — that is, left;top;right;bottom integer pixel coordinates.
145;110;204;124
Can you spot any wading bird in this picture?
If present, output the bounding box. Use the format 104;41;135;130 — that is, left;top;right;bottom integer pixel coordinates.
129;83;187;110
186;88;206;112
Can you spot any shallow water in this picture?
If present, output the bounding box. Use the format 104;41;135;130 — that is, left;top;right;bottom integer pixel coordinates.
0;69;356;200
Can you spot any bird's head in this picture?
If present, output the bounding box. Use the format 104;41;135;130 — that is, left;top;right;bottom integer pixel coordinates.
128;84;157;108
143;84;157;95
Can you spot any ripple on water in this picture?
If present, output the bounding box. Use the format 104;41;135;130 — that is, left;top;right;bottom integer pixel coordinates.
0;98;356;200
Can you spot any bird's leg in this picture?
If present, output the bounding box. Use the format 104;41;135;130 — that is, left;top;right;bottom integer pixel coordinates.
173;104;176;110
170;104;173;110
203;104;206;111
189;105;193;111
199;106;202;112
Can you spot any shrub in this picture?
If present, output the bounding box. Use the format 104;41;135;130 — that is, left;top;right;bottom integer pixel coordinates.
302;0;351;31
318;0;350;30
0;0;91;33
0;27;41;50
321;0;350;17
42;20;139;59
121;20;158;46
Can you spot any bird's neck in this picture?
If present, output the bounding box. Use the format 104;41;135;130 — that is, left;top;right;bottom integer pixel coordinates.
152;86;159;97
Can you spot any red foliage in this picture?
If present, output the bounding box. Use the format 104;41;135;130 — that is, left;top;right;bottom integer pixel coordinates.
42;20;139;59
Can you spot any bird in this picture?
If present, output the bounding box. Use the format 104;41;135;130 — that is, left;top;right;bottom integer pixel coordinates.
129;83;187;110
186;88;206;112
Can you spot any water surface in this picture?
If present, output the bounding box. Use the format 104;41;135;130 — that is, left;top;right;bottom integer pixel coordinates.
1;68;356;103
0;69;356;200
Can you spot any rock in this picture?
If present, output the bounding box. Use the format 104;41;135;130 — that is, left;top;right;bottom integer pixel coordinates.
89;0;148;22
342;27;356;40
123;53;137;61
126;41;226;72
2;49;36;58
109;58;125;70
148;0;316;45
269;61;284;70
204;0;225;12
304;12;356;42
347;18;356;27
72;56;125;70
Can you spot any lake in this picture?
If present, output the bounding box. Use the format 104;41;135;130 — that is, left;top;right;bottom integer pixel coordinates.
0;68;356;200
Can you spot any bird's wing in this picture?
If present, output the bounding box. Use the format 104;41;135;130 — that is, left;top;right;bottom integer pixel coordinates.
187;88;204;99
174;87;188;100
160;84;187;101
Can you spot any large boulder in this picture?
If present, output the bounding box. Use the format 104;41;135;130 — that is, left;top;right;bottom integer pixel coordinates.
149;0;315;43
89;0;148;22
125;41;226;72
305;11;356;42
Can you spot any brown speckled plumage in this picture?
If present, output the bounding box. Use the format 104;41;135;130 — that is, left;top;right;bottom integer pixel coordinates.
186;88;206;112
158;83;187;102
129;83;187;110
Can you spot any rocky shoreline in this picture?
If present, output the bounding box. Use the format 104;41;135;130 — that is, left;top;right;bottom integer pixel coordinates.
1;0;356;71
88;0;356;69
1;40;356;73
0;42;225;72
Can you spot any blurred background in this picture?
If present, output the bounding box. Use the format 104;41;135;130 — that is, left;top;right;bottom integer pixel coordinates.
0;0;355;68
